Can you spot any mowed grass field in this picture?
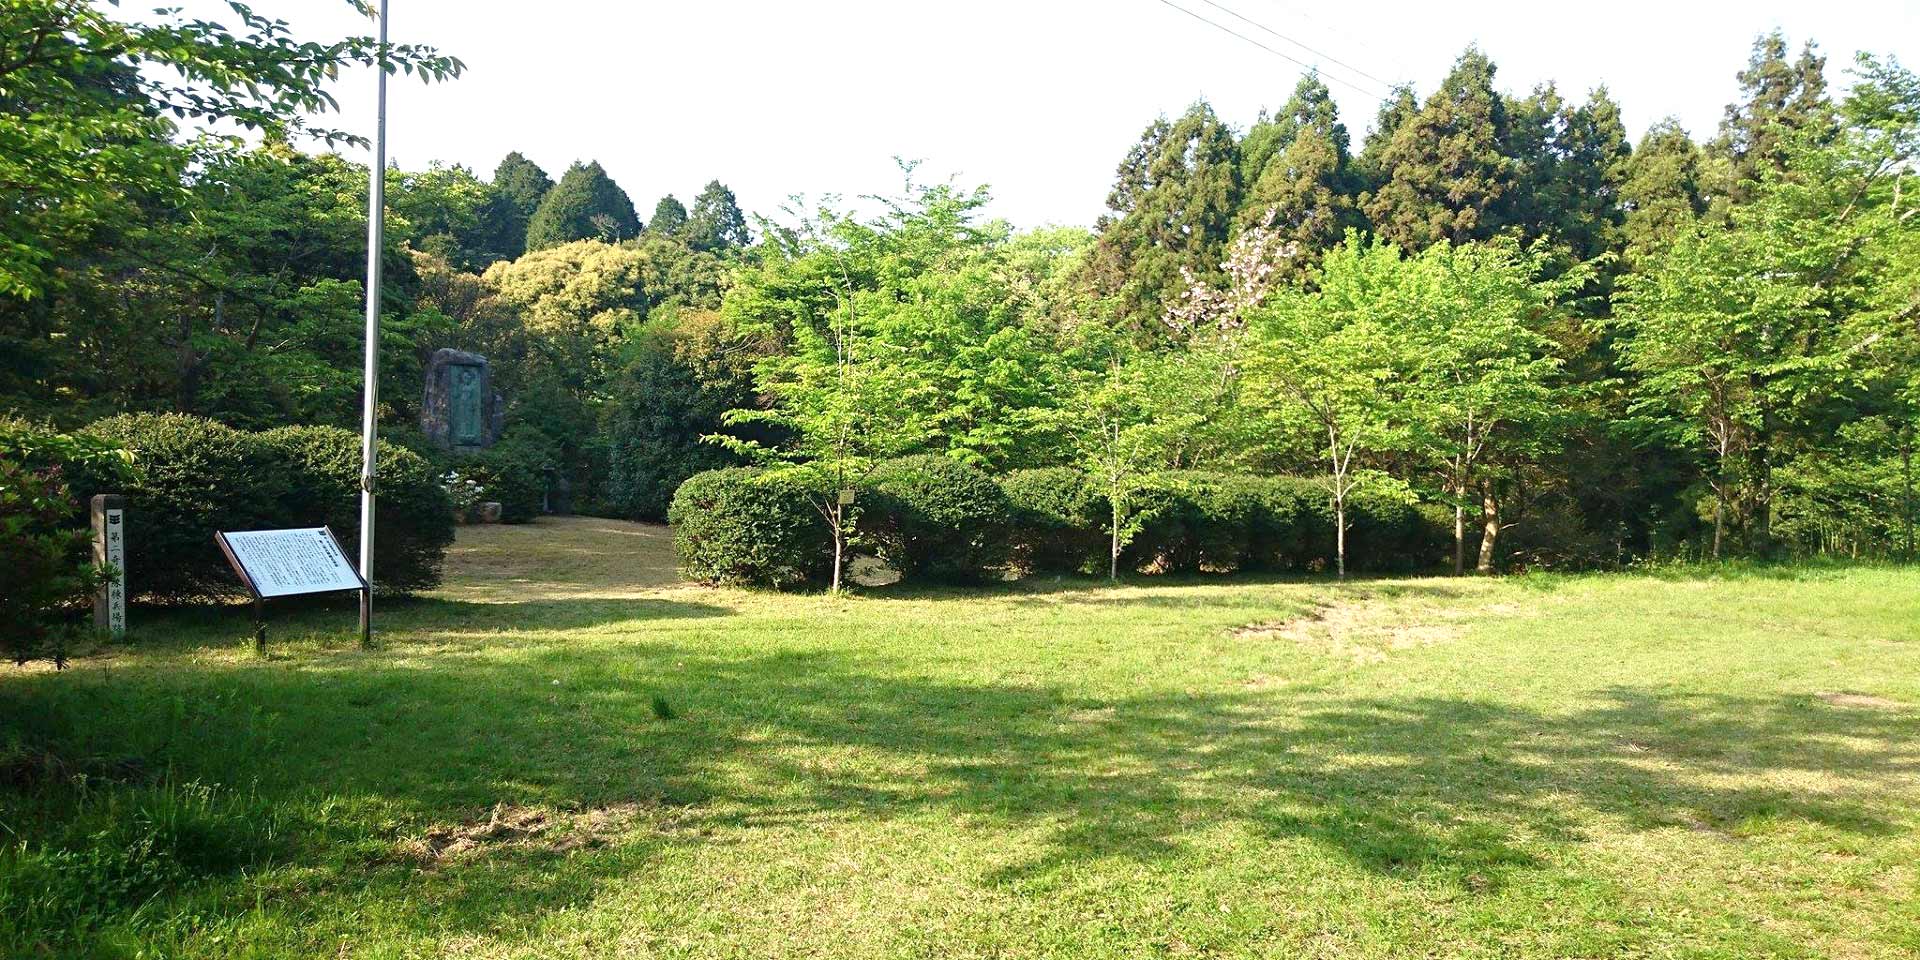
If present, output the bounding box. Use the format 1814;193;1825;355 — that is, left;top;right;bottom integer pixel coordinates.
4;517;1919;959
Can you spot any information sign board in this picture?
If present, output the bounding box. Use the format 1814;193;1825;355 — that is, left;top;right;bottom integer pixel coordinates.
215;527;366;599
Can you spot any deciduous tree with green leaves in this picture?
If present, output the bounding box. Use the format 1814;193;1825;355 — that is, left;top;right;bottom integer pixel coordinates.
1400;240;1581;572
0;0;462;300
1244;235;1411;578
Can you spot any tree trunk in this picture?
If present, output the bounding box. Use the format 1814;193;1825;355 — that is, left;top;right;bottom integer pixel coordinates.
1711;488;1725;561
1109;496;1121;581
828;503;845;594
1453;497;1466;577
1476;485;1500;574
1334;494;1347;580
1902;430;1914;561
1751;392;1775;557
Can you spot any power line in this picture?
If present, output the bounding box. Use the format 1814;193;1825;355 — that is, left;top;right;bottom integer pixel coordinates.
1149;0;1392;103
1193;0;1397;94
1250;0;1415;86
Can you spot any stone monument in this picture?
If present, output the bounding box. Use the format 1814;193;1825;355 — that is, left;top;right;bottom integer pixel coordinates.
421;349;504;454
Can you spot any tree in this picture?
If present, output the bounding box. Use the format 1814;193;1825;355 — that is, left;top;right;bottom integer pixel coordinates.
712;191;945;592
1354;84;1418;193
1244;235;1410;578
686;180;749;252
1711;32;1837;204
0;0;461;300
604;308;762;520
1620;119;1707;260
525;161;641;250
1401;240;1577;573
1617;57;1917;558
1053;340;1213;579
1502;85;1631;262
1363;48;1514;250
1235;74;1359;281
471;151;552;264
388;162;492;270
476;239;650;474
650;195;689;237
1087;102;1242;334
0;141;431;429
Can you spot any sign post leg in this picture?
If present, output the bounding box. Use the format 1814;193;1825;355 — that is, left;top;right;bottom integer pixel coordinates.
253;597;266;655
359;587;372;649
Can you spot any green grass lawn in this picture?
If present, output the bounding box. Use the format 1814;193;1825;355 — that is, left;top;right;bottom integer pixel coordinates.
5;517;1919;958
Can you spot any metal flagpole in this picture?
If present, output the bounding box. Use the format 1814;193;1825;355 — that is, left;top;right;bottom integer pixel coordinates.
358;0;390;649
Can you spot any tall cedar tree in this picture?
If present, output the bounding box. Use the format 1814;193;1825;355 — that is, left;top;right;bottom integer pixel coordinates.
651;195;689;237
525;161;641;251
1354;85;1418;194
1239;72;1340;187
472;152;553;264
1236;74;1359;282
1620;119;1708;260
686;181;750;252
1363;48;1514;249
1089;102;1241;335
1711;33;1836;205
1501;85;1631;264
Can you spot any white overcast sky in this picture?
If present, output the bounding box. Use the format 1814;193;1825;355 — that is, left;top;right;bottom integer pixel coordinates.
169;0;1915;229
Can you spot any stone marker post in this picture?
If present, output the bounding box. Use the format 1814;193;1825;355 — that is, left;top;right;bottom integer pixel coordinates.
91;494;126;638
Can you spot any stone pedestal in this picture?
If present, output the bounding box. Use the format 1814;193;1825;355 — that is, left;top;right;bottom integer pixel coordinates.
422;349;504;455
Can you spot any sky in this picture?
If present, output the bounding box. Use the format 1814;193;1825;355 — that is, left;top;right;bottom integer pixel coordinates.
168;0;1915;230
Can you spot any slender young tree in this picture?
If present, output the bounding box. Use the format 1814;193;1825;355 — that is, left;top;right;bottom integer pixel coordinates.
1244;235;1409;578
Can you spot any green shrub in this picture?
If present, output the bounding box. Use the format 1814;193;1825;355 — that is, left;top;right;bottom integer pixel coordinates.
669;468;829;588
862;456;1012;584
1082;472;1445;577
80;414;287;601
72;414;454;602
1347;486;1447;573
465;430;554;523
0;460;103;667
1242;475;1333;572
1115;472;1266;574
255;426;455;593
1001;468;1103;574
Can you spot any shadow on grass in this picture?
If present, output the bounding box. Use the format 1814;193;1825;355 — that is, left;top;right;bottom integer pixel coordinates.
104;593;736;656
4;623;1916;953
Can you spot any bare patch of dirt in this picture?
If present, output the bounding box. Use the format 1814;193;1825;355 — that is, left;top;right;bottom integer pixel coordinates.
1234;589;1525;665
1815;691;1905;711
400;801;650;865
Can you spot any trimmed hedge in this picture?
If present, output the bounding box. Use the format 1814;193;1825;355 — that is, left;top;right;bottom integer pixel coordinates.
667;463;1447;591
1001;468;1105;575
255;426;454;593
669;468;828;588
861;455;1011;584
78;414;453;601
81;415;287;601
1114;472;1444;575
